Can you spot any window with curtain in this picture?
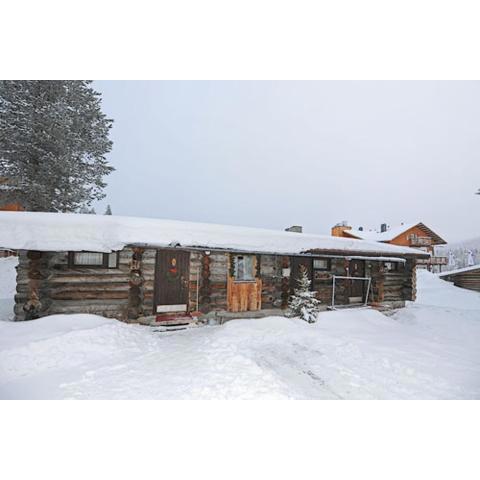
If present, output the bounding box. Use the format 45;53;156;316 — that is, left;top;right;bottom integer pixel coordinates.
313;258;329;270
70;252;118;268
234;255;255;281
73;252;104;266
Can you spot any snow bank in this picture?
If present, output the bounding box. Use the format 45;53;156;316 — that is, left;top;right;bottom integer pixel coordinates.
416;268;480;310
0;211;427;257
0;270;479;400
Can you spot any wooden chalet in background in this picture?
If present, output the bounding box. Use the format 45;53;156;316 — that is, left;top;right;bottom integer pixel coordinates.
331;221;448;271
0;212;429;326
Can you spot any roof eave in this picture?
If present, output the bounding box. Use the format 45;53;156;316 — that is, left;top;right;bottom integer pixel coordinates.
305;248;429;259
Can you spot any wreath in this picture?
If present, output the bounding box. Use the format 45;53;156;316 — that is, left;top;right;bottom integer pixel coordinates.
166;266;179;283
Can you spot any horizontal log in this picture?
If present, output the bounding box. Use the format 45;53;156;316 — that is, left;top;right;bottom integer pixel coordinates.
50;299;128;309
51;292;129;301
49;305;125;315
49;284;130;294
48;274;130;283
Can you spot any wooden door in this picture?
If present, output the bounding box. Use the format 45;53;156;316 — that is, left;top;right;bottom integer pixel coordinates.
154;250;190;313
290;257;313;293
348;259;365;299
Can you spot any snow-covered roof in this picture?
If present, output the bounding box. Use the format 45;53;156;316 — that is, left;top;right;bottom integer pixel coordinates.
438;264;480;277
344;222;447;245
345;223;418;242
0;212;429;257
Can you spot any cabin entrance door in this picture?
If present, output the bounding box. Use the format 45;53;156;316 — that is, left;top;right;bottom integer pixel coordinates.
347;259;365;303
154;250;190;314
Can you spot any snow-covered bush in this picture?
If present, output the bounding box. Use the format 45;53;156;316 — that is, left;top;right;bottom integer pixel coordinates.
288;265;321;323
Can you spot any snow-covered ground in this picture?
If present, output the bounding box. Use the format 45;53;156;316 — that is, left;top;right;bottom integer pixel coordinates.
0;259;479;399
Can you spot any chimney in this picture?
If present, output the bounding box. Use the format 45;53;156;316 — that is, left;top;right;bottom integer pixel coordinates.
331;221;352;237
285;225;303;233
380;223;387;233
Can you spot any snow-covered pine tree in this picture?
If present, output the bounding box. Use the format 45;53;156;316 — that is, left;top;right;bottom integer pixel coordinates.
288;265;321;323
0;81;113;212
104;204;112;215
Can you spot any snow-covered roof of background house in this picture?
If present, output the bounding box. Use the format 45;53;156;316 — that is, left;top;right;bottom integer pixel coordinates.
344;222;447;244
438;264;480;277
0;212;429;257
345;223;417;242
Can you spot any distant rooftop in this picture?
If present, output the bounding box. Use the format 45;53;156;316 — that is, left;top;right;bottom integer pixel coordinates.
343;222;447;245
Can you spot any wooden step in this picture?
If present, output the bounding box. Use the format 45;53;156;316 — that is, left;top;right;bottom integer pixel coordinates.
152;322;200;333
152;315;196;325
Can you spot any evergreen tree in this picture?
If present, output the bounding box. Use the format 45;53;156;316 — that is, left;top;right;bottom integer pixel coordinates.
288;265;321;323
0;81;113;212
104;204;112;215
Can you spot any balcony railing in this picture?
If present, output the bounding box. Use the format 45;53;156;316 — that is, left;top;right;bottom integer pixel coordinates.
408;235;432;247
417;256;448;265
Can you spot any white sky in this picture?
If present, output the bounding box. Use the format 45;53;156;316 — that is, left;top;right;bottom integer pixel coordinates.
94;81;480;243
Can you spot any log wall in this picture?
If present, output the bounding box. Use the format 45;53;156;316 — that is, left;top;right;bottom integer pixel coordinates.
13;247;418;321
441;268;480;293
14;248;159;322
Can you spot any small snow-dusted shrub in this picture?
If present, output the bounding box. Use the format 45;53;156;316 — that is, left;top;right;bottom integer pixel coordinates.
288;265;321;323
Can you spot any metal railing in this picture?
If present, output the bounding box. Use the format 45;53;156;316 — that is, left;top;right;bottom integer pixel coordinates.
331;275;372;309
417;256;448;265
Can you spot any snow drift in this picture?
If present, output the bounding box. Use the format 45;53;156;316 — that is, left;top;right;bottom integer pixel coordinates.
0;264;479;400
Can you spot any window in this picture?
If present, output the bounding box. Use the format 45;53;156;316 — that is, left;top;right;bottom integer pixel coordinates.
107;252;118;268
313;258;330;270
384;261;398;272
69;251;119;268
234;255;255;281
73;252;104;266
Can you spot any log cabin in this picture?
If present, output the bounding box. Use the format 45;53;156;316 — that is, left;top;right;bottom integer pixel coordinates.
0;212;430;325
332;221;447;271
438;265;480;293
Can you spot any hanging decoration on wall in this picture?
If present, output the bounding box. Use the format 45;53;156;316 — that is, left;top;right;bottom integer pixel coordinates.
229;254;236;278
200;253;212;310
166;257;179;282
255;254;261;278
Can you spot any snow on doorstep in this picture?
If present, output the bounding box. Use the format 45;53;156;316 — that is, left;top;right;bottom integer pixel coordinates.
0;211;427;257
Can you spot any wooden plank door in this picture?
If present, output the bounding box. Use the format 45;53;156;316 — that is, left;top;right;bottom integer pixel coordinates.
348;259;365;299
154;250;190;313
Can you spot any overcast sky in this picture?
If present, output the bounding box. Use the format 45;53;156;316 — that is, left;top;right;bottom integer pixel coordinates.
94;81;480;243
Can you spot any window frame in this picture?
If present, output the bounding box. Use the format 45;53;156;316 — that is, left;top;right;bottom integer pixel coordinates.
384;261;398;272
313;258;330;271
232;254;256;283
68;251;119;269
